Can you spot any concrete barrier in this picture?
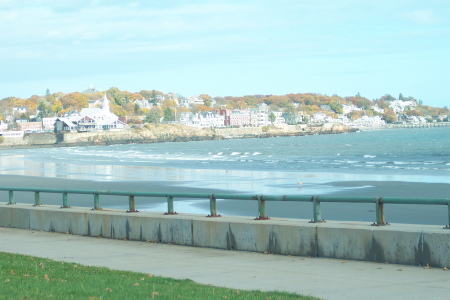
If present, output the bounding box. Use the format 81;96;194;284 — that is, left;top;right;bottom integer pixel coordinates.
1;204;449;268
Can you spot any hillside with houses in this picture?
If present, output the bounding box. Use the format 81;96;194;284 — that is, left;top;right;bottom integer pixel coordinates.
0;87;449;142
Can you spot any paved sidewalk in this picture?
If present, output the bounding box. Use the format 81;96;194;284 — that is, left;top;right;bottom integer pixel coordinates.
1;227;449;300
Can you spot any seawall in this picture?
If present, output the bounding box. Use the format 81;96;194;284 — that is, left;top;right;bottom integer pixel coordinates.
0;123;355;148
1;204;449;268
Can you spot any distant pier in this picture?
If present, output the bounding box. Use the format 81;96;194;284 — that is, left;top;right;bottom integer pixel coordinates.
386;122;450;129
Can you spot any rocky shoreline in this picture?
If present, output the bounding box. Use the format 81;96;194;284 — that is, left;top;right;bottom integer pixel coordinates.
0;123;357;149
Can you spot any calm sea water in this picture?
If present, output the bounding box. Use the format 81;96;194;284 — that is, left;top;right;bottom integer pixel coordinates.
1;127;449;224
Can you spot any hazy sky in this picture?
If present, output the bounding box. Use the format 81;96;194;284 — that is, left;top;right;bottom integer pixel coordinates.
1;0;449;107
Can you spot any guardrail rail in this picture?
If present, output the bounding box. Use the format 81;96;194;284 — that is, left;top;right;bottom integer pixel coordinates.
1;186;449;228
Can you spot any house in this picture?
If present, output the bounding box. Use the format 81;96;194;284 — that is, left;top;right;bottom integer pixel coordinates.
55;95;125;132
88;98;102;108
310;112;327;123
0;121;8;131
179;96;204;108
179;111;225;128
82;84;98;94
17;122;43;133
389;100;417;114
352;116;386;127
54;113;82;132
342;104;361;115
12;107;27;114
42;117;57;131
133;98;153;109
0;131;24;138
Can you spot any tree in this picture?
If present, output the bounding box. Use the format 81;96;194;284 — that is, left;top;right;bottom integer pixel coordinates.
144;106;163;124
107;87;125;106
60;93;89;110
283;104;298;124
383;110;397;123
161;99;177;110
268;112;276;125
134;103;141;115
36;101;49;118
329;101;343;114
150;90;158;104
51;100;63;114
163;107;174;121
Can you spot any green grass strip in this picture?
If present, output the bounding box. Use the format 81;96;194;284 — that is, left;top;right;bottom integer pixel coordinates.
0;252;320;299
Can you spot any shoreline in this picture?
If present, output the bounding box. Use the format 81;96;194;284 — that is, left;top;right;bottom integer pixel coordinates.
0;123;356;150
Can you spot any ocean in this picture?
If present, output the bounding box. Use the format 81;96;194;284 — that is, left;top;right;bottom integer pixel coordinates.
1;127;449;224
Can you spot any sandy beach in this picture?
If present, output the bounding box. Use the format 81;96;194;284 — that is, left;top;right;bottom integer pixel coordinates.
1;174;448;226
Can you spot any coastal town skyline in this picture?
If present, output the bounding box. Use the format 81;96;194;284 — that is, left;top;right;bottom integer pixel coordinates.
1;1;449;107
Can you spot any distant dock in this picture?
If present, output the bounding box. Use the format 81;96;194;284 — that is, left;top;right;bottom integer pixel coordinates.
386;122;450;129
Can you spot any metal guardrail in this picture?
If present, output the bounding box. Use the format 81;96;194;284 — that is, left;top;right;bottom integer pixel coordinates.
1;187;449;228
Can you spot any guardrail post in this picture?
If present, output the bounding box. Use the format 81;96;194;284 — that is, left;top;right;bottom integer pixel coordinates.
127;195;138;212
93;193;101;210
255;196;269;220
207;194;220;217
61;192;69;208
373;197;388;226
445;203;450;229
7;190;15;205
164;195;177;215
310;196;324;223
33;191;41;206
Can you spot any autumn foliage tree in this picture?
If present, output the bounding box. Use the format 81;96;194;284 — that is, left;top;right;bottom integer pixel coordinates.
383;110;398;123
60;93;89;112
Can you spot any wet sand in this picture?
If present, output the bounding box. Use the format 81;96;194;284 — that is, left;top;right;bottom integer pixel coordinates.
1;175;449;225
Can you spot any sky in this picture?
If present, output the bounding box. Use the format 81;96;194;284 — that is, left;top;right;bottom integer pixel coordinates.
1;0;449;107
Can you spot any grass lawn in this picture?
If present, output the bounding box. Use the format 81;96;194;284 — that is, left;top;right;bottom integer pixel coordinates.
0;252;320;299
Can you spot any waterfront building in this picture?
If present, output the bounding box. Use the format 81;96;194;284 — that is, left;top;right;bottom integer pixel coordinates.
55;95;125;132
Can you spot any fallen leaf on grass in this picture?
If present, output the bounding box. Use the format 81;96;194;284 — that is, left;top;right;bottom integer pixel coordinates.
151;292;159;298
105;288;112;292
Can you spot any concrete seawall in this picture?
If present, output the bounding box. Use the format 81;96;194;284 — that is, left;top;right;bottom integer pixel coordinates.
1;204;449;268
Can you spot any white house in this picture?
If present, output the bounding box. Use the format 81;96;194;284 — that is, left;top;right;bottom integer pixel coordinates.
42;117;57;131
310;112;327;123
352;115;386;127
0;121;7;131
179;111;224;128
179;96;204;108
55;95;125;132
389;100;417;114
342;104;361;115
134;98;153;109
